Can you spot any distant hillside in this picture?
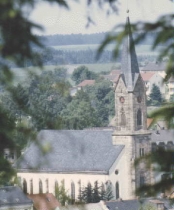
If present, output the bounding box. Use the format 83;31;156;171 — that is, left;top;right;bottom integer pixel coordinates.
39;33;107;46
38;32;159;47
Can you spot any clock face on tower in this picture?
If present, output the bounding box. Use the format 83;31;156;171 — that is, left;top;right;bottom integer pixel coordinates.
119;96;125;103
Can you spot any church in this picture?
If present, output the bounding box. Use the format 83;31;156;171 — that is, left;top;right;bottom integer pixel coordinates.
15;17;174;200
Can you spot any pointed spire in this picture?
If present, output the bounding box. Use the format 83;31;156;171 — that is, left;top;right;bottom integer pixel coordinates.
121;16;140;91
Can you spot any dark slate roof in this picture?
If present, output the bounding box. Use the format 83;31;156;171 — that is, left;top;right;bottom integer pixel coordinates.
141;62;167;71
151;130;174;143
0;186;33;207
121;17;140;91
106;199;141;210
16;130;124;173
106;199;174;210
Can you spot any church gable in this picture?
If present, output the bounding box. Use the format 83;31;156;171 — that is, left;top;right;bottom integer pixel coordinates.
133;75;146;96
115;74;127;94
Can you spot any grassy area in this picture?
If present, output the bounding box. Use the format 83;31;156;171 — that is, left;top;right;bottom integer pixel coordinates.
11;63;120;85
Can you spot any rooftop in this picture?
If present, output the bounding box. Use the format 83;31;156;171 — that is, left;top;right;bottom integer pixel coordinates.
0;186;32;207
141;62;167;71
16;130;124;173
77;80;95;87
106;199;140;210
28;193;60;210
151;129;174;143
140;72;155;81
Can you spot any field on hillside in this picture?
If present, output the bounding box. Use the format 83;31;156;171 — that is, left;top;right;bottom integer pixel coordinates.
11;63;120;85
52;44;162;56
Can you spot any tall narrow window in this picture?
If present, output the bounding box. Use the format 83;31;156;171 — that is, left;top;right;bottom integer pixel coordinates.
139;148;145;157
137;109;142;126
71;182;75;204
46;179;49;193
78;180;82;202
140;175;145;187
30;179;33;194
39;179;43;193
23;179;27;194
115;182;119;199
55;181;58;197
120;108;126;126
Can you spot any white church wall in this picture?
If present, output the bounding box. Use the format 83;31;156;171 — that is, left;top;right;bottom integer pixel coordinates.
17;172;108;198
112;135;136;199
109;147;132;200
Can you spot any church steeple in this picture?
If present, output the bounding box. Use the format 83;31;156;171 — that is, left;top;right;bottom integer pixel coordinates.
121;16;140;92
114;15;147;132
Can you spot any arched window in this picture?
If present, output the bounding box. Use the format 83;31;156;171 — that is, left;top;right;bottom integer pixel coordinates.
78;180;82;202
120;108;126;126
39;179;43;193
23;179;27;194
137;109;142;126
115;182;119;199
46;179;49;193
71;182;75;204
140;175;145;187
55;181;58;196
30;179;33;194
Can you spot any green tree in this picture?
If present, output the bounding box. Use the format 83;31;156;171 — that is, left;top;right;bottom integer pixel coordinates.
86;80;114;125
80;181;114;203
100;183;106;201
55;180;71;206
135;148;174;198
71;66;97;85
81;182;94;203
61;90;101;129
104;184;114;201
22;68;71;130
149;84;163;105
93;181;101;203
139;203;156;210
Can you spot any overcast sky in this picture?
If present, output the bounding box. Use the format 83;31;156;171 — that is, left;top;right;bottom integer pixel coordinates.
29;0;174;35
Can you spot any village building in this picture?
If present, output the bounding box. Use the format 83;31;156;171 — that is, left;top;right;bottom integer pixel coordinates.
28;193;60;210
70;80;95;96
0;186;33;210
140;72;165;98
165;77;174;101
141;62;167;74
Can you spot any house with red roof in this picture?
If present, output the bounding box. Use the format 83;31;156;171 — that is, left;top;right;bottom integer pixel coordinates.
70;80;95;96
140;72;165;98
28;193;60;210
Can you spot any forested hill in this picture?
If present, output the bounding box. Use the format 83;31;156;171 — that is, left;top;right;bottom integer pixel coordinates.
39;33;107;46
38;32;157;46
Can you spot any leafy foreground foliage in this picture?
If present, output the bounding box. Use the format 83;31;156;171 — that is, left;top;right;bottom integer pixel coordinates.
135;148;174;198
0;0;173;200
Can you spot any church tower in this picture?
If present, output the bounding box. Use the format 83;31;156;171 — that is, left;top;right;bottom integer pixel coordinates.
112;16;152;199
